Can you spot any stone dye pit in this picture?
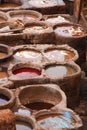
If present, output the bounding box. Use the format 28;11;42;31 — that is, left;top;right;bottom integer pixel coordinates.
8;10;42;22
0;0;86;129
35;110;82;130
18;84;66;111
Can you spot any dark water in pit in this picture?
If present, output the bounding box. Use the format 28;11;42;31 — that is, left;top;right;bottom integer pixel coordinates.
0;94;9;104
45;65;76;78
13;68;41;78
16;121;32;130
25;101;54;110
45;49;75;62
37;112;77;129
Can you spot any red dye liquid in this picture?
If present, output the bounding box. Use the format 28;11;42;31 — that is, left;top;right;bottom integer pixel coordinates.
13;68;41;78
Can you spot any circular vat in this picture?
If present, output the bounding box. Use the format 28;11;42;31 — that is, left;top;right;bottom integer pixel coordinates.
13;46;42;63
53;23;87;44
15;115;36;130
8;62;42;79
0;44;13;62
18;84;65;111
23;21;55;44
44;62;81;108
8;10;42;22
23;21;52;34
35;109;83;130
44;45;78;62
0;87;15;109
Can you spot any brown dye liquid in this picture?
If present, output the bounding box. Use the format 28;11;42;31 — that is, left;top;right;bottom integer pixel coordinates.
0;3;19;8
12;14;36;21
24;101;54;110
0;94;9;104
0;71;8;79
54;26;84;37
45;49;75;62
45;65;76;78
0;18;6;23
16;121;32;130
37;112;76;129
0;52;7;58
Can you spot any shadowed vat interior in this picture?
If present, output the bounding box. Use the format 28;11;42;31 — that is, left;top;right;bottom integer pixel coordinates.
18;85;62;111
0;87;15;109
35;110;83;130
0;44;12;61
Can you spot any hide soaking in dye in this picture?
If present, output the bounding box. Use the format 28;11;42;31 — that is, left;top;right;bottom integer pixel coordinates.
54;25;84;37
25;101;54;110
46;16;70;24
13;68;41;78
45;65;76;78
45;49;75;62
14;50;41;60
37;112;76;129
23;26;49;33
16;121;32;130
0;94;9;104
